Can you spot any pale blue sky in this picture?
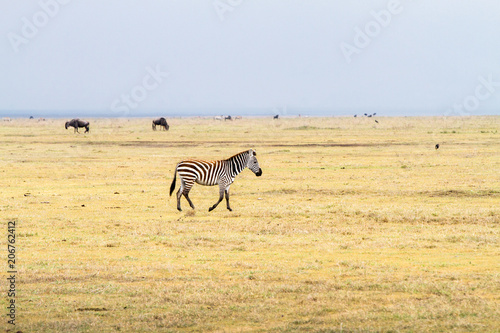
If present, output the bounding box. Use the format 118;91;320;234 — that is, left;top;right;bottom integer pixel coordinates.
1;0;499;117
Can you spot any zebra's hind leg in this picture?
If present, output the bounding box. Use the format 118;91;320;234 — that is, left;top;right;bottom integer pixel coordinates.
178;179;195;211
176;180;185;211
209;186;225;212
184;192;195;209
176;188;183;211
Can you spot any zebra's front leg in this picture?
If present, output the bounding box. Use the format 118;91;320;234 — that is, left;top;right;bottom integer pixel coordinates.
225;186;232;211
209;186;225;212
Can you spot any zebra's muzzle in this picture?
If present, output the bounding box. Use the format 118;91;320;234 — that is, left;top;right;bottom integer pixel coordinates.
256;168;262;177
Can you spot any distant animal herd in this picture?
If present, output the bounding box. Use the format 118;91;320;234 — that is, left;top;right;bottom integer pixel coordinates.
213;115;242;121
60;115;263;133
3;115;442;212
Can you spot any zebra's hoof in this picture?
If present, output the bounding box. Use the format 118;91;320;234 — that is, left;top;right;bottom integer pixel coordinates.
177;208;182;212
227;208;232;211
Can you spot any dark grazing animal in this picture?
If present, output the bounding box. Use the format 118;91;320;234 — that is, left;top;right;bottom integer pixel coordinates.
225;115;232;121
65;119;89;133
435;144;440;150
152;117;169;131
273;114;279;119
170;149;262;212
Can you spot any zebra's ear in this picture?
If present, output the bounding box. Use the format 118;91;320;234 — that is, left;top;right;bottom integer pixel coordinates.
251;150;256;156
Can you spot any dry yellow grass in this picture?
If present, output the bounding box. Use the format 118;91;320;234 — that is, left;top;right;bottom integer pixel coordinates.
1;116;499;332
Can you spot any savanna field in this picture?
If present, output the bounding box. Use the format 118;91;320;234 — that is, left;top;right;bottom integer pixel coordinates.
1;116;499;332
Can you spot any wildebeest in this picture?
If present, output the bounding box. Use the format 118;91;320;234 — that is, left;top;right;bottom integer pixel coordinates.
152;117;169;131
65;119;89;133
435;144;440;150
225;115;232;121
273;114;279;119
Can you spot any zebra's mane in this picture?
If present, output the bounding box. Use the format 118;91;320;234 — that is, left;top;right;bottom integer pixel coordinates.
226;150;251;162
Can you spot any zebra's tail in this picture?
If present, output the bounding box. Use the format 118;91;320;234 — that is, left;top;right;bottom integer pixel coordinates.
169;165;177;196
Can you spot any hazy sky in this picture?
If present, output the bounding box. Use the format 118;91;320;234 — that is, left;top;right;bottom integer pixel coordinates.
1;0;499;117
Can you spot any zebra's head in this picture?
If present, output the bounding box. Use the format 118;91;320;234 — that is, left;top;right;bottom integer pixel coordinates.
247;149;262;177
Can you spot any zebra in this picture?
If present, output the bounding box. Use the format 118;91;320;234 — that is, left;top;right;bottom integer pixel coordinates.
169;149;262;212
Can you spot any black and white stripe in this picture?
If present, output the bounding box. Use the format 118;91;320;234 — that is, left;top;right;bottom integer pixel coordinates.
169;149;262;212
